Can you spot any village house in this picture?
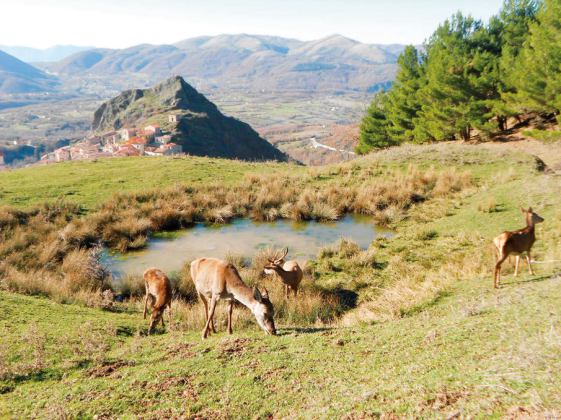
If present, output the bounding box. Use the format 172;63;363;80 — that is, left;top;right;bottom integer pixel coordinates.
119;128;137;141
116;144;141;157
155;134;172;144
144;125;162;136
168;114;180;123
126;137;149;153
154;142;182;156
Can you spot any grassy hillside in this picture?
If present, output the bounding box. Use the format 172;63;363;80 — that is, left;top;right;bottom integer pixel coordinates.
0;156;296;210
1;140;560;417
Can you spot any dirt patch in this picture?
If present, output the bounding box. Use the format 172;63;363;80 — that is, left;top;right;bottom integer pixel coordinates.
422;389;470;411
218;338;252;358
165;342;196;359
87;360;134;378
134;374;198;400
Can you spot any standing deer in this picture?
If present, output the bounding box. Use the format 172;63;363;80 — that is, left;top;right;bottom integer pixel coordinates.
493;207;544;288
143;268;173;334
190;258;277;339
264;247;303;298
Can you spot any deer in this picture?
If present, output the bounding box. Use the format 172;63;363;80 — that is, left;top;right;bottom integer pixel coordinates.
493;207;544;289
264;247;303;298
143;268;173;334
190;258;277;339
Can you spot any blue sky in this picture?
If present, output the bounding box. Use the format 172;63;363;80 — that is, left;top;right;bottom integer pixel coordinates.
2;0;504;48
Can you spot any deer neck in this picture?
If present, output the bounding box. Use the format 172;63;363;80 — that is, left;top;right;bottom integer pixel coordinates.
230;283;258;312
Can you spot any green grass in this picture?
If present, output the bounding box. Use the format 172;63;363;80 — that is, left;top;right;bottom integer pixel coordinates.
1;273;560;418
1;142;561;417
0;156;298;211
523;129;561;143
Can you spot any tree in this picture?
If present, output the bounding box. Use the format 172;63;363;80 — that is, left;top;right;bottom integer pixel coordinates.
356;93;394;153
514;0;561;120
413;13;490;142
384;46;424;141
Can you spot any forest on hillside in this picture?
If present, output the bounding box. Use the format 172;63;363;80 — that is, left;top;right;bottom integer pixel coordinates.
357;0;561;153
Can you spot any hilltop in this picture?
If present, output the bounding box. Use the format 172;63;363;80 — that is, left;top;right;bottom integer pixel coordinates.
0;50;59;94
92;75;288;162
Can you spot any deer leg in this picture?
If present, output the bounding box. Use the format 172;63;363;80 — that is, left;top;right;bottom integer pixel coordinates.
494;254;508;289
143;292;149;319
202;296;217;340
199;293;210;334
168;302;172;326
526;252;535;275
514;256;520;277
160;311;165;328
285;284;289;299
227;300;234;335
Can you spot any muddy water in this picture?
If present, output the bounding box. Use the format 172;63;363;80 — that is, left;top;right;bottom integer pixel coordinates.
105;214;392;277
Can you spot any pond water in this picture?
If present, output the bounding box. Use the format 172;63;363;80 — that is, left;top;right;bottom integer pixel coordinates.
105;214;392;277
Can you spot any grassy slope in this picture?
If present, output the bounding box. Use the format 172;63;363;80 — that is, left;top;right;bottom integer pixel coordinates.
1;142;561;417
0;156;297;210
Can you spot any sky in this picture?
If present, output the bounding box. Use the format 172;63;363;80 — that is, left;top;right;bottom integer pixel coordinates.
1;0;504;49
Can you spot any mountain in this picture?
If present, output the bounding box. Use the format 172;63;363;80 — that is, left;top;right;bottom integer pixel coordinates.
0;45;93;63
0;50;59;94
92;75;288;162
49;34;402;92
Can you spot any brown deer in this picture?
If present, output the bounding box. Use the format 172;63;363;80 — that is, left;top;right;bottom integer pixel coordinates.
493;207;544;288
190;258;276;339
143;268;173;334
264;247;303;298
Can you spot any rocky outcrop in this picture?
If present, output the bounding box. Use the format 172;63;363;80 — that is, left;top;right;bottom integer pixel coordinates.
92;76;288;162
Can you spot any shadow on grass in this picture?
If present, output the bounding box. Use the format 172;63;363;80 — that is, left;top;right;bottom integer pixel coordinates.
500;273;555;286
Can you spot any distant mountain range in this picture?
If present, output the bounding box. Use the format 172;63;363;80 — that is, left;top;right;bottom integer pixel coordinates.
0;50;59;94
93;75;288;161
45;34;404;92
0;45;92;63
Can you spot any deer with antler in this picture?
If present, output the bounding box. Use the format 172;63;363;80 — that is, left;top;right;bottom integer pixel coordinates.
191;258;277;339
264;247;303;298
493;207;544;288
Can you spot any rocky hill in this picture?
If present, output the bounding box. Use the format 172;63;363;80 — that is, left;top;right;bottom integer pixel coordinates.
47;34;402;92
0;50;59;94
92;75;288;162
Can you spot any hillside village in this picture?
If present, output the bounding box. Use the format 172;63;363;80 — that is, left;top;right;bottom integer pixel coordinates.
40;115;183;163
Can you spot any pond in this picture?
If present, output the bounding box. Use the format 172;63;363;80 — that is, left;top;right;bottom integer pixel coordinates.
104;214;392;277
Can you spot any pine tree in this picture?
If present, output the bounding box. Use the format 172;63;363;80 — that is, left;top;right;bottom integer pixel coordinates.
413;13;489;142
356;93;393;153
514;0;561;120
384;46;423;141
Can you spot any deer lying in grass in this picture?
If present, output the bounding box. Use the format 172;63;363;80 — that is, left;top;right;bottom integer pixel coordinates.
264;247;303;298
191;258;277;339
143;268;172;334
493;207;544;288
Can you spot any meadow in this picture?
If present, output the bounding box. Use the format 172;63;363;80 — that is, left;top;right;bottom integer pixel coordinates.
0;141;560;417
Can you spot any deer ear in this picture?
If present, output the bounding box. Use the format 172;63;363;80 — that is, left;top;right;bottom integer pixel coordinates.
528;207;533;213
253;287;263;302
520;207;526;213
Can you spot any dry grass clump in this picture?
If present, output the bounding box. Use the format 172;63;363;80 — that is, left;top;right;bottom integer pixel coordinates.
61;246;110;292
0;161;473;306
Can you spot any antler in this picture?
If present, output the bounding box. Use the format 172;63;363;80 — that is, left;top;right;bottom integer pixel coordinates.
279;247;288;260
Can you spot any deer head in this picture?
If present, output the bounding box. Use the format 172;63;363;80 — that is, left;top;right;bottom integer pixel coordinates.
148;307;165;334
522;207;544;226
252;287;276;335
264;247;288;275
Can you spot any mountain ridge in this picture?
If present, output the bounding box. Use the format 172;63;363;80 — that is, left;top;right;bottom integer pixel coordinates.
0;50;59;93
46;34;404;92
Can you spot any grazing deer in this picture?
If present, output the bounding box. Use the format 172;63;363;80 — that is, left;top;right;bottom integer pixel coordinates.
493;207;544;288
264;247;303;298
190;258;276;339
143;268;172;334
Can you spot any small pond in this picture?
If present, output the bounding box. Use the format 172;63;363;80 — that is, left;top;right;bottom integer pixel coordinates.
105;214;392;278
